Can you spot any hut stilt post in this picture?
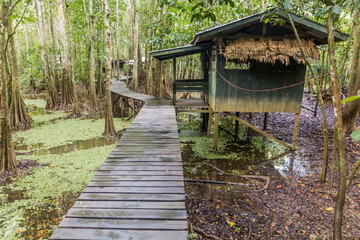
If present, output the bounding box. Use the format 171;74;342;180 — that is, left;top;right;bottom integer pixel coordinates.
213;112;219;151
291;113;300;150
132;99;135;118
249;112;253;123
207;108;212;138
263;112;269;130
234;112;240;139
173;57;176;105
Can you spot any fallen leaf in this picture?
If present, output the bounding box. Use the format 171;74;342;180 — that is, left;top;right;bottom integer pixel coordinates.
325;207;333;212
276;185;283;189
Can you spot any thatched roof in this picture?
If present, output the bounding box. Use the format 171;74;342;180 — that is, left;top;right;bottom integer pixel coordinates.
223;38;320;66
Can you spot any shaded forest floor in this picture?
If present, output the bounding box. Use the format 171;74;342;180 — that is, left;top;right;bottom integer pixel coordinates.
180;93;360;239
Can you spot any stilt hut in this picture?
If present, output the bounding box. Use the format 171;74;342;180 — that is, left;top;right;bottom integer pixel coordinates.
150;9;348;150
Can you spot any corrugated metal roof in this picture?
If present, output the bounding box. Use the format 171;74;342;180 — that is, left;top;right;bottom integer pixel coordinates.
190;9;349;45
150;43;212;60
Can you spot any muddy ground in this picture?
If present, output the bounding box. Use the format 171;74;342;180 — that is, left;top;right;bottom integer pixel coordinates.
182;94;360;239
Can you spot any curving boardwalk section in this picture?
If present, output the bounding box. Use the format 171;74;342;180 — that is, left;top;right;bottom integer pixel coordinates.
51;81;188;240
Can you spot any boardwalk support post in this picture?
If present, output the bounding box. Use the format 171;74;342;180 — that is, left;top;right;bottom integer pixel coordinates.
225;112;292;149
132;99;135;118
263;112;269;130
234;112;239;139
213;112;219;151
207;108;212;138
292;113;300;150
173;57;176;105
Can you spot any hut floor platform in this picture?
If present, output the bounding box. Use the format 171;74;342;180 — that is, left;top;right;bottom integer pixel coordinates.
175;99;208;107
50;80;188;240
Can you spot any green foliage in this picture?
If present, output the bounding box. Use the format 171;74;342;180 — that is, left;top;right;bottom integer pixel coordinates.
341;95;360;104
350;128;360;142
341;92;360;142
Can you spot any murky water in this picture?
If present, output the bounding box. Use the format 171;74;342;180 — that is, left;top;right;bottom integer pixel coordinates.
177;112;312;201
15;134;121;156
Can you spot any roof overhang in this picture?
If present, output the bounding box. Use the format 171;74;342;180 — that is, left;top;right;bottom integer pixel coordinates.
150;42;213;61
190;9;349;45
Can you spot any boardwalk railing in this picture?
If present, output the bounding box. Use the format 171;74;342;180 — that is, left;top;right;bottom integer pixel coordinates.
173;79;208;104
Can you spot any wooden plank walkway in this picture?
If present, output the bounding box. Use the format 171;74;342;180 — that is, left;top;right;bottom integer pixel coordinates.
51;81;188;240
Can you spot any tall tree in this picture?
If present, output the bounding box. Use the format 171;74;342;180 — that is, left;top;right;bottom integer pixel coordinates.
87;0;98;111
103;0;116;136
66;4;81;117
342;10;360;132
8;16;33;129
47;0;60;91
115;0;121;82
131;0;139;92
324;5;347;240
0;0;17;172
58;0;73;107
35;0;59;109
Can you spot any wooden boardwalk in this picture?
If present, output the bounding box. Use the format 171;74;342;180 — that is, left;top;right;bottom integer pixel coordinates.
51;81;188;239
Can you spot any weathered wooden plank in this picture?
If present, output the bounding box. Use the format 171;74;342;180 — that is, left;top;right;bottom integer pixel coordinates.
65;208;187;220
103;161;182;166
106;156;182;161
58;218;187;230
51;229;188;240
72;200;186;209
117;139;180;144
95;170;184;176
98;165;183;171
92;175;184;181
108;154;182;158
109;151;181;155
78;193;185;201
113;147;180;151
83;186;185;194
87;181;184;187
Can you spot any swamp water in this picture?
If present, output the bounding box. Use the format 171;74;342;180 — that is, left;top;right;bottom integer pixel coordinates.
177;112;312;203
0;99;130;240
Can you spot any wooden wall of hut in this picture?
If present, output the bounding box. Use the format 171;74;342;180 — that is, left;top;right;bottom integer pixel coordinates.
209;54;306;113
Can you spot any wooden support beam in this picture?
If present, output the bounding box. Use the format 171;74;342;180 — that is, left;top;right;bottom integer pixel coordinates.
207;108;212;138
213;113;219;151
225;112;291;149
176;109;211;113
292;113;300;150
249;112;253;122
173;57;176;105
132;99;136;118
263;112;269;130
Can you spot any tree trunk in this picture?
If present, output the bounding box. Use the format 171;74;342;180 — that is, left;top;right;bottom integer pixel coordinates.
342;10;360;132
103;0;116;137
132;0;139;92
116;0;121;82
285;10;329;185
0;0;17;172
327;11;347;240
66;7;81;117
7;17;33;129
47;0;60;93
35;0;58;109
87;0;98;111
58;0;73;107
